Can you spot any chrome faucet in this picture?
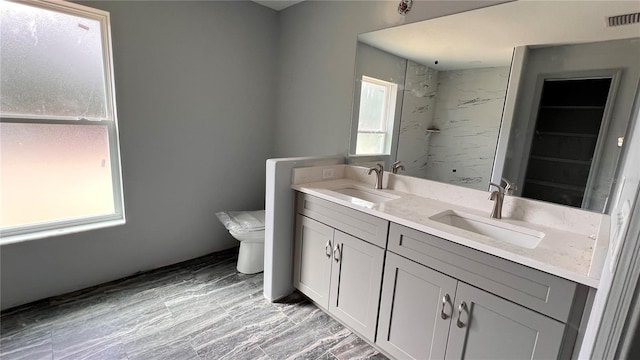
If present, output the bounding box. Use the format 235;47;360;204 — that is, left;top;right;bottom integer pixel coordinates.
502;177;517;196
391;161;405;174
367;163;384;189
489;182;505;219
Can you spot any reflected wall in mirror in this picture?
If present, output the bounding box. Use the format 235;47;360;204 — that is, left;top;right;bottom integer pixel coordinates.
396;50;509;189
349;1;640;212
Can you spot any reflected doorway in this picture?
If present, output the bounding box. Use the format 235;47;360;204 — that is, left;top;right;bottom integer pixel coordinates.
522;77;614;208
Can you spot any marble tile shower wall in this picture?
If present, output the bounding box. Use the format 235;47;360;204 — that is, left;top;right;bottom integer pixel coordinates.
397;64;509;190
0;249;386;360
396;60;438;177
428;66;510;189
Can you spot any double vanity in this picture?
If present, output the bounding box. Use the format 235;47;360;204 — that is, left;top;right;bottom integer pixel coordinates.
289;164;609;359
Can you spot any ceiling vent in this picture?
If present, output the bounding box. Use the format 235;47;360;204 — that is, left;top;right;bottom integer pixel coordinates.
607;12;640;27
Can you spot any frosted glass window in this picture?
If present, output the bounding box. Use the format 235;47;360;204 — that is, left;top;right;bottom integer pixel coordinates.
0;1;108;119
358;81;388;131
0;123;115;228
0;0;123;243
355;76;398;155
355;133;386;155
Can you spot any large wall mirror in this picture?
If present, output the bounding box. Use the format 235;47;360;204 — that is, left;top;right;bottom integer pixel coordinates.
349;1;640;213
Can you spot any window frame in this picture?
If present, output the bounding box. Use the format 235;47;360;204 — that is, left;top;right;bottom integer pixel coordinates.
355;75;398;155
0;0;125;244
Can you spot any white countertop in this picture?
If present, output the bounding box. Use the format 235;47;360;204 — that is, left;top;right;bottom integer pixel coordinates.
292;171;608;288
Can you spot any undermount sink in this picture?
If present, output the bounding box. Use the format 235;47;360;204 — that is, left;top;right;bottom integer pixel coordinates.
429;210;545;249
329;186;399;208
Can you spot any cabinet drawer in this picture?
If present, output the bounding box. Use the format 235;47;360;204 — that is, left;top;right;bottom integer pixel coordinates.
388;223;577;323
297;193;389;248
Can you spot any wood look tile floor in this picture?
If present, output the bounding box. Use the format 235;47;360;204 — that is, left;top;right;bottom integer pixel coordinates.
0;249;387;360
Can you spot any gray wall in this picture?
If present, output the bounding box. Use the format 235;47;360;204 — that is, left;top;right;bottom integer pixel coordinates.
273;0;507;158
0;1;278;309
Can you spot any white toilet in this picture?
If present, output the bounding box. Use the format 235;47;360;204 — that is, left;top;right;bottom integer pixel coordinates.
216;210;266;274
230;227;265;274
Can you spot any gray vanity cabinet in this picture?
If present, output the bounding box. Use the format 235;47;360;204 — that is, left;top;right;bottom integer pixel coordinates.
377;252;457;359
292;194;584;359
293;194;388;341
445;282;564;360
293;214;333;308
378;252;565;360
329;230;384;340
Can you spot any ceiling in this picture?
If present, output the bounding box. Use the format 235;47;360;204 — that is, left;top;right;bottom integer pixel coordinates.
252;0;305;11
359;1;640;71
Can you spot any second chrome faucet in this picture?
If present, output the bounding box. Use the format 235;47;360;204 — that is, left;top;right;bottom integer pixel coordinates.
367;163;384;189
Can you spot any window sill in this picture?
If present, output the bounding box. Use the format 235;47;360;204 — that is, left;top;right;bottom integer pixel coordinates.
0;218;126;246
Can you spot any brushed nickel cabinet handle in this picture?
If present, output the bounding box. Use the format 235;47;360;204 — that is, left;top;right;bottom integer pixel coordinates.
457;301;468;328
441;294;452;320
325;240;332;258
333;244;341;262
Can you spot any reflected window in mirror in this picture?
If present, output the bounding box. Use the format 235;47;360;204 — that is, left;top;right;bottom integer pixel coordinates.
355;76;398;155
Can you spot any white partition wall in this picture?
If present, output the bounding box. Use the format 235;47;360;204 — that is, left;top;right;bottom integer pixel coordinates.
264;156;344;302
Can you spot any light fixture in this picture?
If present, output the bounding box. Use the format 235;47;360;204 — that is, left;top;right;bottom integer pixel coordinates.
398;0;412;15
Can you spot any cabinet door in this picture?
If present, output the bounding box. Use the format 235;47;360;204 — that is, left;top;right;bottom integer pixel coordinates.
377;252;458;360
446;282;565;360
329;231;385;341
293;215;333;309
